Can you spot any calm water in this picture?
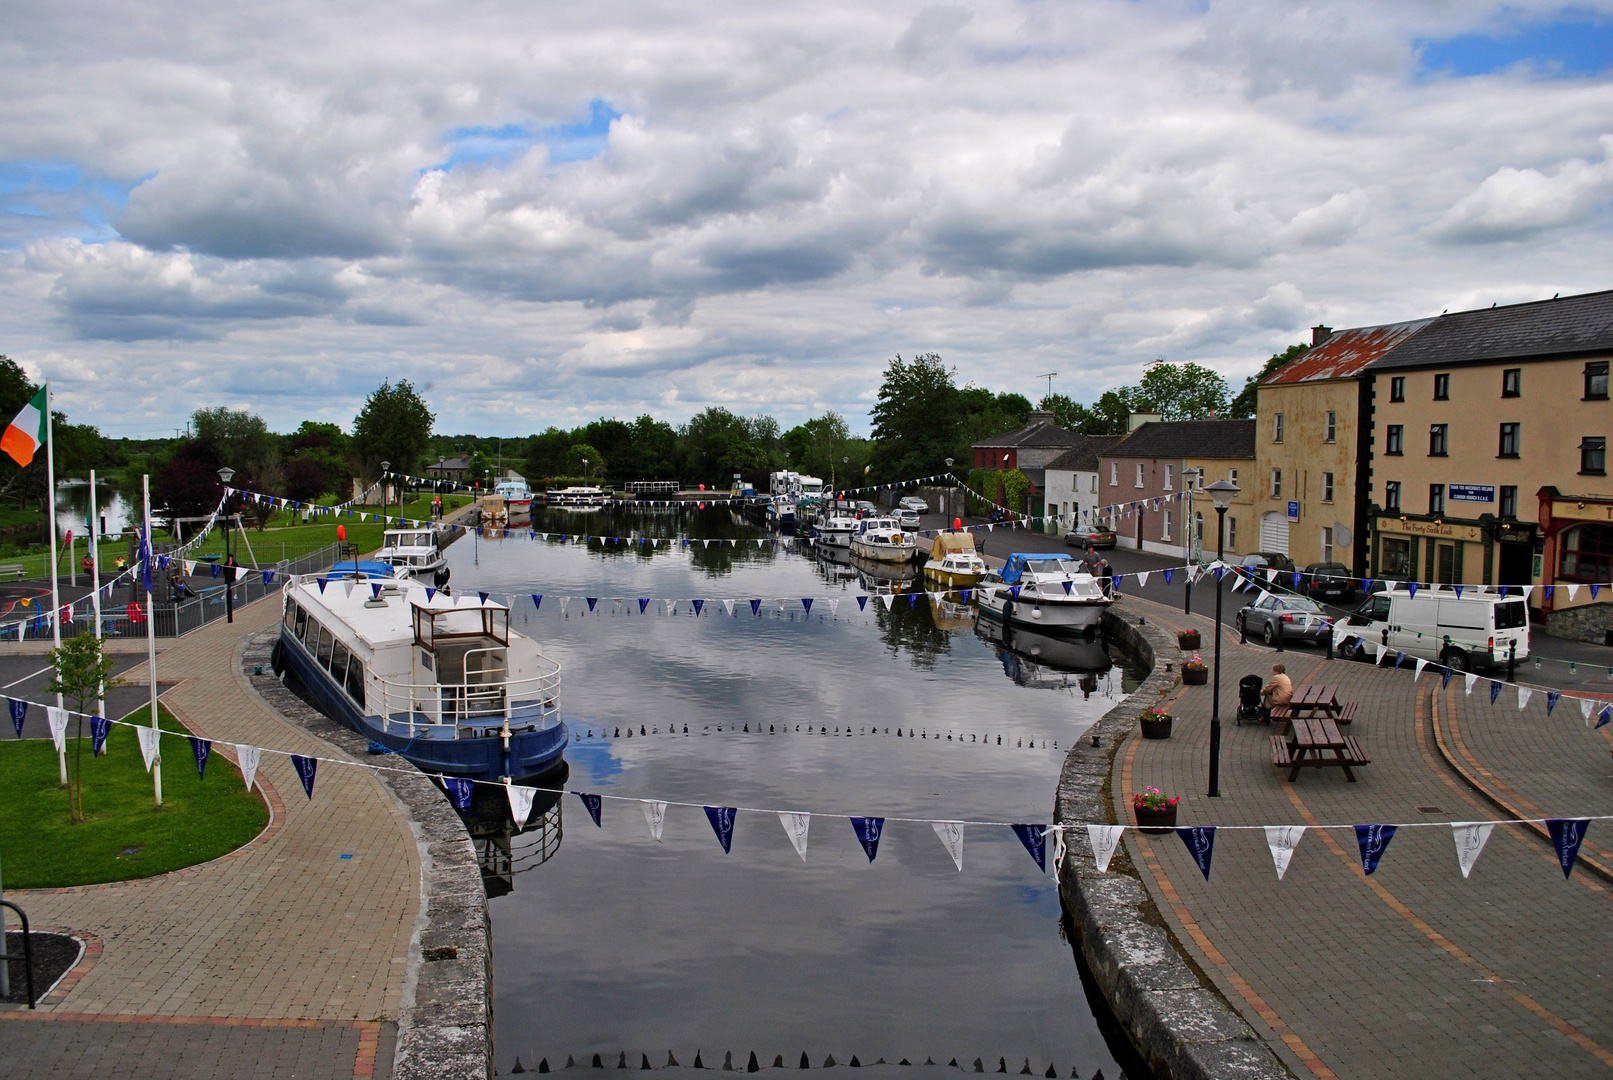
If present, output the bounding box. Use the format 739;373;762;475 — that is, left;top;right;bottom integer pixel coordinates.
449;507;1143;1076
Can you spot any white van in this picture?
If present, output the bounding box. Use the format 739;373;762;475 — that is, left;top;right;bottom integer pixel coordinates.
1340;585;1529;672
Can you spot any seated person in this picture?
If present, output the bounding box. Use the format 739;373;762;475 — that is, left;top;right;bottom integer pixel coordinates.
1261;663;1293;717
169;570;197;600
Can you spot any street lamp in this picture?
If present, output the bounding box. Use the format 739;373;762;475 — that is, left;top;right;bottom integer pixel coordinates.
944;458;954;518
1181;469;1200;615
217;467;236;623
1205;478;1240;797
380;461;391;528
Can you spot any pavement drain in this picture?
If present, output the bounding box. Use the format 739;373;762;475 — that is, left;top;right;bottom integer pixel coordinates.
1416;806;1443;814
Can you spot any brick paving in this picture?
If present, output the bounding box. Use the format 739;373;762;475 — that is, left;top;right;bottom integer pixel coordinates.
1105;591;1613;1079
1;597;420;1077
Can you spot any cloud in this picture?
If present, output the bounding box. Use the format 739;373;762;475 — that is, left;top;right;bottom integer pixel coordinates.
1426;141;1613;243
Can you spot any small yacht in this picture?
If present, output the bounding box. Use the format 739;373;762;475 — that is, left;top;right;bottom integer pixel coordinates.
974;552;1113;632
273;577;568;782
922;531;987;588
811;508;858;550
849;516;919;563
376;527;449;585
493;479;534;522
548;486;609;506
766;494;797;529
480;495;508;526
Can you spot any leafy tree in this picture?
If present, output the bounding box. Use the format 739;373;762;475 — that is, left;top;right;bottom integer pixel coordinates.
525;428;572;480
465;449;492;489
578;419;634;482
1230;343;1309;418
565;443;603;480
283;456;328;502
352;379;434;476
679;407;770;485
1127;360;1230;421
782;412;854;484
956;388;1032;461
46;633;124;823
154;439;224;518
193;407;274;474
621;415;679;481
869;353;960;482
1040;390;1132;435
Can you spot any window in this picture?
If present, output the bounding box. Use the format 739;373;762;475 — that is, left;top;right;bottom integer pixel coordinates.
1321;472;1334;502
1429;424;1448;456
1162;509;1172;541
1499;485;1518;518
1090;475;1097;493
1560;524;1613;582
1502;368;1520;397
1228;468;1239;487
1433;373;1450;400
1164;464;1173;491
345;657;366;705
1384;481;1401;512
1498;423;1519;458
293;605;308;641
1582;436;1607;475
1227;516;1237;550
1135;463;1145;488
1195;471;1205;491
1324;411;1337;443
1109;463;1118;487
1273;413;1285;443
1320;526;1334;563
1586;362;1609;400
1385;425;1403;455
1270;468;1282;497
1429;484;1445;515
329;641;349;681
315;625;335;669
1194;511;1204;545
1390;376;1405;402
1381;537;1411;578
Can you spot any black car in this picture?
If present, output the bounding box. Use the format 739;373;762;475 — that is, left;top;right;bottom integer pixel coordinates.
1303;562;1355;602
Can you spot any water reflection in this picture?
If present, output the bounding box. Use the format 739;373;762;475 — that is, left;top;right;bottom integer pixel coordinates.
974;619;1144;698
456;766;568;898
55;481;133;536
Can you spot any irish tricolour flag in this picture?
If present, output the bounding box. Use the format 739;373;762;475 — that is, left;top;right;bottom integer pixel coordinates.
1;386;47;468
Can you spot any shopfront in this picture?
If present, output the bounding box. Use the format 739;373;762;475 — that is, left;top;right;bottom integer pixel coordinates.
1371;516;1487;585
1537;487;1613;641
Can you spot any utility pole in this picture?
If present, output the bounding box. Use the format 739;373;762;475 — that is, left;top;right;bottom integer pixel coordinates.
1035;372;1058;399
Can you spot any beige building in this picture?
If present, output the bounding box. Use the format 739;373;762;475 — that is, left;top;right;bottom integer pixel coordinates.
1255;320;1431;573
1361;289;1613;640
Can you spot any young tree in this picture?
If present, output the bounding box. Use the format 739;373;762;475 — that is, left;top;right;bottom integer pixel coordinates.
1230;343;1310;418
192;407;274;473
352;379;435;476
565;443;603;480
869;353;960;481
46;634;124;824
154;439;225;518
1128;360;1231;420
525;427;572;480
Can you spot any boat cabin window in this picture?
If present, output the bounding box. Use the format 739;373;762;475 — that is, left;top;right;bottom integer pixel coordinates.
292;603;307;640
412;603;509;652
301;612;319;648
329;640;350;681
344;657;366;706
315;625;336;669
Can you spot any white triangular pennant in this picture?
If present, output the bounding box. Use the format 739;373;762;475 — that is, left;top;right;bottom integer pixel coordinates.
1413;657;1427;681
1137;571;1150;588
559;596;571;615
236;744;261;792
1452;822;1494;879
507;784;538;829
778;812;811;861
722;599;735;616
642;800;667;843
46;706;68;752
880;593;894;610
1582;698;1595;722
1088;824;1125;873
1264;825;1305;880
1516;687;1533;710
137;726;160;772
827;598;840;617
1464;673;1479;695
931;821;964;872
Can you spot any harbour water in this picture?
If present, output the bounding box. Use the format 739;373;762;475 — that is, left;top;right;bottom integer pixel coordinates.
451;506;1145;1075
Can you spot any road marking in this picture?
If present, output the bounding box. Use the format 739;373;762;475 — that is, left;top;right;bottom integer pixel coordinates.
3;663;54;689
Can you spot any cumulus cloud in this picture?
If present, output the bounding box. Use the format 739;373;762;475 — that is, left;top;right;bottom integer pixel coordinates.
1426;139;1613;243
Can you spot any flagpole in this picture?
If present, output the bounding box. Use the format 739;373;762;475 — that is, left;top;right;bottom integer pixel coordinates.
45;383;66;786
89;469;105;721
144;473;162;807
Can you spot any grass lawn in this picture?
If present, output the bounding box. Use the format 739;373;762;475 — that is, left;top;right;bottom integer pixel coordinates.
176;493;473;566
0;704;269;888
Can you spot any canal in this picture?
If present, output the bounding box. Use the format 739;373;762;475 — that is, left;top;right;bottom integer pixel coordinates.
449;506;1146;1075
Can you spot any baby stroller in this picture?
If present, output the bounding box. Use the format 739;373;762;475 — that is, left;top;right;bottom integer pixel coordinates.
1236;674;1265;726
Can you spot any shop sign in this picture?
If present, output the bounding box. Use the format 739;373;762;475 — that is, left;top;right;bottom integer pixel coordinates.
1449;484;1495;502
1287;500;1299;523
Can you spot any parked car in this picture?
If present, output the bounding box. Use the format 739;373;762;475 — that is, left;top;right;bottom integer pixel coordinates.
1237;551;1296;583
898;496;929;513
894;508;921;527
1065;524;1117;549
854;501;878;517
1303;562;1355;603
1236;593;1334;647
1339;586;1529;671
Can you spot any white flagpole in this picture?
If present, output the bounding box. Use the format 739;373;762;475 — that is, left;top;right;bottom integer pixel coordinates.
89;469;104;721
45;383;66;786
143;473;162;807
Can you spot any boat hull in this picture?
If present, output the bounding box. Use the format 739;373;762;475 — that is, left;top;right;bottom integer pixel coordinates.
922;562;985;588
850;539;919;563
974;592;1107;632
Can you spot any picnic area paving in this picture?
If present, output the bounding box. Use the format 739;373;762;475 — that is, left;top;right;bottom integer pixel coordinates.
1104;591;1613;1079
0;597;420;1078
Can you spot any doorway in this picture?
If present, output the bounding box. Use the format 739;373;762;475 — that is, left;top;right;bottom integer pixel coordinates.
1497;541;1532;588
1436;543;1455;584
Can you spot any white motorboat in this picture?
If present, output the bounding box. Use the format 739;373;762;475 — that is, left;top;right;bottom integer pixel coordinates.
766;494;797;528
973;553;1113;632
548;486;609;506
811;509;858;550
376;527;448;584
493;479;534;521
849;516;919;563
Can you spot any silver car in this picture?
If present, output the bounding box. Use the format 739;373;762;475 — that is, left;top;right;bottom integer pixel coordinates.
894;508;921;527
898;496;929;513
1236;593;1333;647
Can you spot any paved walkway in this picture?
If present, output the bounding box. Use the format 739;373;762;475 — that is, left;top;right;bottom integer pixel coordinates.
1106;592;1613;1079
0;598;420;1077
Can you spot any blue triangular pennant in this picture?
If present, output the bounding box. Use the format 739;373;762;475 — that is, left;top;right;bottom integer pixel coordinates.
445;777;473;810
211;563;222;579
639;598;650;613
575;791;603;827
959;589;971;602
1062;580;1073;595
856;596;868;611
291;754;318;799
1453;585;1463;598
1546;691;1561;716
1441;666;1453;688
801;598;813;614
1593;584;1602;599
1291;571;1302;588
1212;566;1225;581
704;806;737;853
1163;568;1174;584
371;583;383;598
317;577;329;593
1011;824;1047;872
1544;585;1555;601
692;598;705;615
91;716;111;756
1546;819;1591;878
1394;651;1405;667
1362;578;1373;592
908;593;919;607
1176;826;1216;880
1407;582;1418;598
1009;586;1021;599
479;591;490;603
1598;706;1611;729
190;736;211;779
1489;680;1502;704
262;570;275;585
586;597;598;611
426;587;437;601
1354;824;1397;875
8;697;26;737
850;816;885;862
531;594;542;610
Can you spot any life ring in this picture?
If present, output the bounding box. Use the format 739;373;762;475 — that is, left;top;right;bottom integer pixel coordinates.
125;601;145;625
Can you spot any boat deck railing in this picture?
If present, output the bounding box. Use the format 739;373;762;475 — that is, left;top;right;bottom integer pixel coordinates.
372;661;562;739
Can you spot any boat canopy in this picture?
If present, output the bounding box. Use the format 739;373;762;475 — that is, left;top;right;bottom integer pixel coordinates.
929;531;978;560
999;552;1080;585
329;560;407;580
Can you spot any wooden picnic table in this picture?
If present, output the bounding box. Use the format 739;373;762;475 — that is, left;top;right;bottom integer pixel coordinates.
1269;716;1370;782
1270;684;1359;726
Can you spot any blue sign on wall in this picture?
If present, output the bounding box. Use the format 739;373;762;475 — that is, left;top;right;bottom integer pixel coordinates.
1449;484;1496;502
1286;500;1299;522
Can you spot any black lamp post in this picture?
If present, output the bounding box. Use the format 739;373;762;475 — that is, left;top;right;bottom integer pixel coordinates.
1205;478;1240;797
380;461;391;528
217;467;236;623
944;457;954;521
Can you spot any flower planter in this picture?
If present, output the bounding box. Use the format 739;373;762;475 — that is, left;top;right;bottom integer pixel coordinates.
1177;630;1201;650
1134;804;1178;834
1140;716;1173;740
1181;666;1209;686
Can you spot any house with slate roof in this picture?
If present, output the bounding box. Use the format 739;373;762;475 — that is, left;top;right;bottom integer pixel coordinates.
1042;436;1126;533
970;410;1085;523
1098;419;1256;560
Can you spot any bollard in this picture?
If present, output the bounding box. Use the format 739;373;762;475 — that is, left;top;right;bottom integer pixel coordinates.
1275;620;1285;652
1327;627;1334;660
1508;640;1517;683
1184;576;1192;615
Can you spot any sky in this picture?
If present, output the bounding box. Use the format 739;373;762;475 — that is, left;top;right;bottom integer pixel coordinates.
1;1;1611;440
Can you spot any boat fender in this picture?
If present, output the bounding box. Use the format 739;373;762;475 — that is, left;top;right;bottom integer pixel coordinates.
435;567;451;587
1032;607;1043;620
640;725;646;735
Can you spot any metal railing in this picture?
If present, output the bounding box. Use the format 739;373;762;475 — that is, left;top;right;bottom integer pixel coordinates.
371;661;562;738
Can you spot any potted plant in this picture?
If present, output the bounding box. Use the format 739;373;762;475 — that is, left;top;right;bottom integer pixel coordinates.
1139;707;1173;740
1133;788;1180;833
1181;654;1209;685
1177;629;1201;650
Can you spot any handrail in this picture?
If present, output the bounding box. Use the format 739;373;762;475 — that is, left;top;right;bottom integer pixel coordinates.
1;899;36;1008
373;666;561;739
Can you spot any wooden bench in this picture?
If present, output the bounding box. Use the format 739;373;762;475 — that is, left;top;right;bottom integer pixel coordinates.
1335;701;1358;725
1342;736;1370;764
1270;737;1293;767
1268;704;1294;722
0;564;25;580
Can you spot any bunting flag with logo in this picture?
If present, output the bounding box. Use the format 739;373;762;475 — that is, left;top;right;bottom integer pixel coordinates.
1451;822;1494;879
47;706;69;753
705;806;737;854
1489;680;1502;704
1354;824;1397;875
1546;691;1561;716
1177;826;1216;880
1009;823;1047;872
1088;824;1125;873
778;812;811;861
90;715;111;756
137;725;161;771
576;791;603;827
1264;825;1305;880
189;737;210;779
444;778;473;810
507;784;538;829
236;744;262;792
1050;826;1067;883
931;821;964;871
290;754;317;798
850;816;885;863
8;696;25;737
642;800;668;842
1546;819;1590;878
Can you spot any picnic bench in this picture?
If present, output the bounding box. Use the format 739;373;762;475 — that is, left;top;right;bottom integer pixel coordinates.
1269;684;1357;726
0;564;25;581
1270;716;1370;782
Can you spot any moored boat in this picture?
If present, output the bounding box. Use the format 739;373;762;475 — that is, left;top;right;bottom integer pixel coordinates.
849;516;918;563
494;479;534;522
376;526;448;584
811;509;858;550
973;552;1113;632
480;495;508;526
547;485;609;507
922;531;987;588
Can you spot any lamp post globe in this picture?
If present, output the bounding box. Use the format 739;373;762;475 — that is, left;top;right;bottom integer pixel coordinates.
1204;478;1239;797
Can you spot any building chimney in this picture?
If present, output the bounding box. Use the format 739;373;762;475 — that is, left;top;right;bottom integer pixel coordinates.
1311;324;1333;347
1128;412;1161;433
1028;409;1053;426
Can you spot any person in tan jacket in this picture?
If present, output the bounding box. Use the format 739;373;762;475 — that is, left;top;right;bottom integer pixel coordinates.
1261;664;1293;716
